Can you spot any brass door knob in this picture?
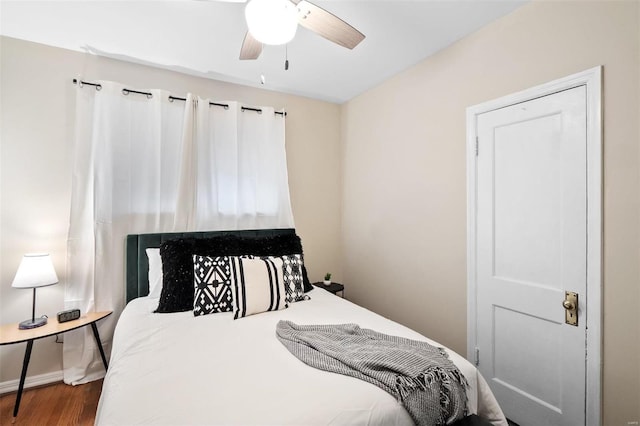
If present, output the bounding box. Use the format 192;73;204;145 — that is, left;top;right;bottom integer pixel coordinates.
563;291;578;326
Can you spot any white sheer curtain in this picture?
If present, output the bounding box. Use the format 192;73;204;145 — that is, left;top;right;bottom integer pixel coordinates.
64;82;293;384
194;99;293;229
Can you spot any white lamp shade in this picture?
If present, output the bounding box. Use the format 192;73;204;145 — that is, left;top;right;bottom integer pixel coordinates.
245;0;298;45
12;253;59;289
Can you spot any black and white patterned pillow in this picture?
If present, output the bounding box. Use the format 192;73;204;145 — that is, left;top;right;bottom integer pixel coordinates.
193;255;234;316
281;254;309;303
229;256;288;319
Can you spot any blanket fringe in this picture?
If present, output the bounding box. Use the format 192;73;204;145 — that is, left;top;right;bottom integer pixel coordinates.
395;367;468;425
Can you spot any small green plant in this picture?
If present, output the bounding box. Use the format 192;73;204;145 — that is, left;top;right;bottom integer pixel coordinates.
324;272;332;281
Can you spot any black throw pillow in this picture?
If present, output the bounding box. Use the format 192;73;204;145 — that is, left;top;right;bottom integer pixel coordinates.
156;233;311;313
301;264;313;293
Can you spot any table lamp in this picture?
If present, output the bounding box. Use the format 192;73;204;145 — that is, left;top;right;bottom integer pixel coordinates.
12;253;58;330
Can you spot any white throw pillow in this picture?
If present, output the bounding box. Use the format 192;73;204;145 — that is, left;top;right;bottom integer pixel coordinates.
229;256;288;319
146;248;163;298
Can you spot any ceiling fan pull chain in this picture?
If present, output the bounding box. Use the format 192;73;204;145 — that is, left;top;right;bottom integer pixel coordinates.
285;45;289;71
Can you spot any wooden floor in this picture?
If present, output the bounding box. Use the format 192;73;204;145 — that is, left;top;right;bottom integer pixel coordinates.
0;380;102;425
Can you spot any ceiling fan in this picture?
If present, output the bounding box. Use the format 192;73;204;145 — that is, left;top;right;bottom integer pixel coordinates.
236;0;365;60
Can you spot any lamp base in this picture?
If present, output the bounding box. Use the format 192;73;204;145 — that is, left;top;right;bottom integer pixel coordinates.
18;316;47;330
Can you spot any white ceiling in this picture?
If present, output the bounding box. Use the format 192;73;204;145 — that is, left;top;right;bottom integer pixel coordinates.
0;0;527;104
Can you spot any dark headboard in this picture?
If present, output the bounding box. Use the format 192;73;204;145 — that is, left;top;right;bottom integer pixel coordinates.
125;228;297;303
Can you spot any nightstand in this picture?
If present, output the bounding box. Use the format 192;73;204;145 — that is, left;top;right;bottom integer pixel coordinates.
0;311;112;420
313;282;345;298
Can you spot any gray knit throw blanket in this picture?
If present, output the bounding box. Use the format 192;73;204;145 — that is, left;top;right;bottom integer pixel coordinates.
276;321;467;426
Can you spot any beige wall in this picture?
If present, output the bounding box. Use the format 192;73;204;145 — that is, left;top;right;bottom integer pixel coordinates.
0;36;343;383
341;1;639;425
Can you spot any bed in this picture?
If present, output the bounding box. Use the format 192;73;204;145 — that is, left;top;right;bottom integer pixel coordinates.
96;229;506;426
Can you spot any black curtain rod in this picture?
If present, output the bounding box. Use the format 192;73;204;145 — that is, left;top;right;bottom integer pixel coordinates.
73;79;286;116
169;95;229;110
168;95;286;117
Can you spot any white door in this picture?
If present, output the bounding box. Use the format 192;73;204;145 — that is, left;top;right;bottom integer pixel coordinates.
475;86;588;426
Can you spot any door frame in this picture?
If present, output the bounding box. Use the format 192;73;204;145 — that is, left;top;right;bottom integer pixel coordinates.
466;66;602;425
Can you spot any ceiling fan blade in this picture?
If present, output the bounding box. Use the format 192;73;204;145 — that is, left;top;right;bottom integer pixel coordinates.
239;31;263;60
295;0;365;50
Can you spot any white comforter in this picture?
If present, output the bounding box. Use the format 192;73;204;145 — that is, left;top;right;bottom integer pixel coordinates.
96;288;506;426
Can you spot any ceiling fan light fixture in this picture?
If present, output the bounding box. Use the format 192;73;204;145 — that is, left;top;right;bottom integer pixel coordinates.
245;0;298;46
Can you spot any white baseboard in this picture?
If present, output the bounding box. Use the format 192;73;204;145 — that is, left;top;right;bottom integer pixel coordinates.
0;370;63;395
